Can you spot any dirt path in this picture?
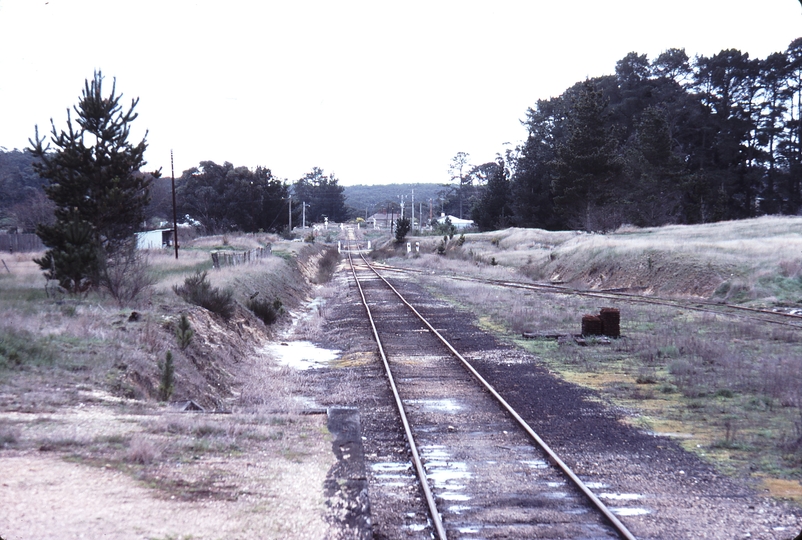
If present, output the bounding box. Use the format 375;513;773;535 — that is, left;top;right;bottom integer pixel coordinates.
1;452;322;540
0;392;337;540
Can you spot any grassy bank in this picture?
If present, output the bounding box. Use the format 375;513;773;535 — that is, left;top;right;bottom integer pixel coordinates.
0;234;315;408
0;233;345;537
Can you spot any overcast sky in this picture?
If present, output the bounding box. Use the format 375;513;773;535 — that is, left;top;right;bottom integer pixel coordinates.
0;1;800;186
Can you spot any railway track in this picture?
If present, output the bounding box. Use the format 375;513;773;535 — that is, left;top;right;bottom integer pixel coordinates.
345;244;638;539
364;259;802;330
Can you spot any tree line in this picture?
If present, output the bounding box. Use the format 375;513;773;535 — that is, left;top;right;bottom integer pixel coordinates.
465;38;802;231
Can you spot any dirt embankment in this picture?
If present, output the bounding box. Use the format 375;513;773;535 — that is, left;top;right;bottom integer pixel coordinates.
537;250;728;297
112;243;336;410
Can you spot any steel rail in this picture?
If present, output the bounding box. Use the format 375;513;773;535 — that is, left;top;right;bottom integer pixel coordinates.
354;260;802;329
357;251;638;540
346;248;448;540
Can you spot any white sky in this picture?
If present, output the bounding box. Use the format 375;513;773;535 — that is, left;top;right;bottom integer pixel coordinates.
0;1;800;186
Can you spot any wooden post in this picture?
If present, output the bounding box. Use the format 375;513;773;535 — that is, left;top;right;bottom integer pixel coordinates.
171;150;179;260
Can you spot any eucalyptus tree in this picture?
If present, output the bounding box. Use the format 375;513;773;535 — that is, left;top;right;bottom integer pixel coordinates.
178;161;288;234
293;167;349;224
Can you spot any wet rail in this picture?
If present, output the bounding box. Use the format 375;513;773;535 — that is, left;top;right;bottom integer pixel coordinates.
346;242;637;540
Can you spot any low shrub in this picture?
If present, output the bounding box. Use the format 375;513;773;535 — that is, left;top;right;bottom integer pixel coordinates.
173;271;235;320
101;246;156;307
125;435;161;465
316;247;340;283
247;297;283;325
0;329;54;370
158;350;175;402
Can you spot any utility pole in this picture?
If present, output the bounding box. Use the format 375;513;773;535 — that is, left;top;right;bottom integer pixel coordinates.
411;189;414;232
288;197;292;233
171;150;178;259
302;202;306;229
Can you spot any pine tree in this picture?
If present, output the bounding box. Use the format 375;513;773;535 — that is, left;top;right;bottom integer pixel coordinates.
472;159;512;231
158;350;175;402
551;80;623;231
30;71;152;292
175;313;194;350
394;217;411;243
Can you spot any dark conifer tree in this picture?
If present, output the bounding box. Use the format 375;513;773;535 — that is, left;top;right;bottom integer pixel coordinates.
30;71;151;292
472;159;513;231
550;80;623;231
512;96;564;230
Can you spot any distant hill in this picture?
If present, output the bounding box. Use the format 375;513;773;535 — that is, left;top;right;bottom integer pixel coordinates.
344;183;448;218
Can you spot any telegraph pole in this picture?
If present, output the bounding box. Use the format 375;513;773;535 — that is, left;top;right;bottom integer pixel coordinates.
411;189;414;232
171;150;178;259
288;197;292;233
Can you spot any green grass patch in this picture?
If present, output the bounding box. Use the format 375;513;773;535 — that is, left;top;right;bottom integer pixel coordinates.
0;328;55;370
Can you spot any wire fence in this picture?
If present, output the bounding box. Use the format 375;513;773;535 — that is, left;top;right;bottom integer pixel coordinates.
0;233;44;252
210;245;272;269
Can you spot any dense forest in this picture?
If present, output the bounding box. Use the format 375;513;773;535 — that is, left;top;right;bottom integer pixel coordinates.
483;38;802;232
4;38;802;235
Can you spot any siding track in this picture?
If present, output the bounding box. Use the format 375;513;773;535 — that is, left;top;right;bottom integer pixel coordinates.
365;261;802;330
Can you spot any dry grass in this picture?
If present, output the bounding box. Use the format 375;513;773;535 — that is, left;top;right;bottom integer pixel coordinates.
402;216;802;302
416;263;802;484
125;434;163;465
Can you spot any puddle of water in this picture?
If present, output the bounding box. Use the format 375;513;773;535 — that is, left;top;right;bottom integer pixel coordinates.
521;459;548;469
426;464;470;489
378;481;406;487
440;492;472;501
372;462;410;473
290;296;326;327
422;447;471;488
600;493;642;501
611;507;651;516
421;446;473;504
262;341;340;370
422;445;449;460
647;431;694;439
583;481;608;489
406;398;462;413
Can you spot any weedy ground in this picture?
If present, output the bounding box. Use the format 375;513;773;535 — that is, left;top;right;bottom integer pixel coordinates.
0;231;348;539
383;216;802;503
